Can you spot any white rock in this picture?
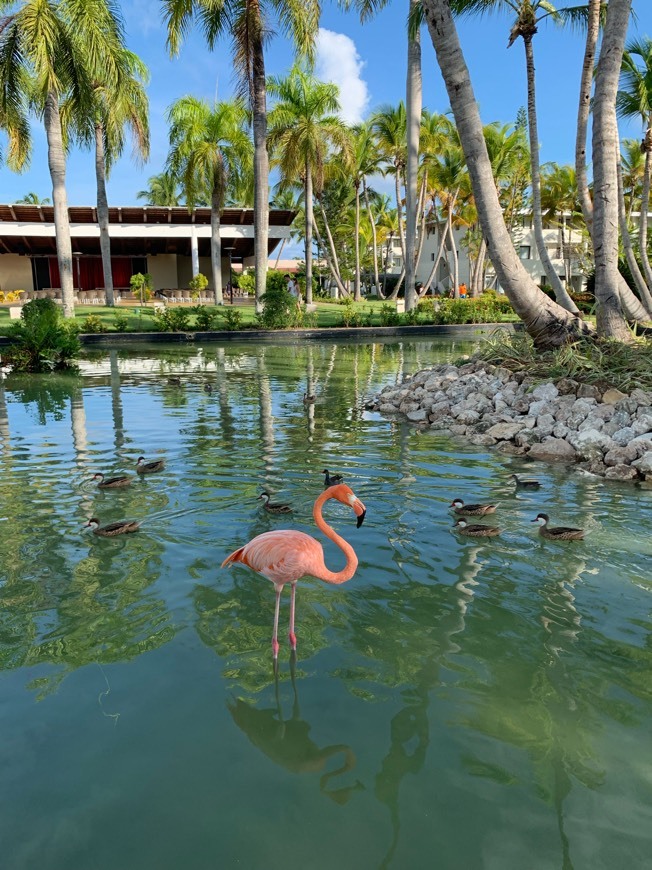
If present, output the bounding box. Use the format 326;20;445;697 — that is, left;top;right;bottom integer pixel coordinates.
531;382;559;402
528;438;578;463
485;421;524;440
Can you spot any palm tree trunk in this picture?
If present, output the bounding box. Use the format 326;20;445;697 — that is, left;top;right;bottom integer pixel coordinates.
414;174;428;272
354;182;361;301
473;236;488;296
252;34;269;314
638;129;652;288
394;167;406;269
312;218;348;296
592;0;633;340
522;36;580;315
423;199;456;294
94;123;114;307
421;0;591;348
211;189;223;305
363;181;381;296
318;200;344;282
575;0;601;229
273;238;286;269
305;163;313;306
617;159;652;314
44;91;75;318
405;0;422;312
449;218;459;297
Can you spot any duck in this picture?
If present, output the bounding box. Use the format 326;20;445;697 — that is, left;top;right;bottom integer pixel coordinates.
303;392;316;405
204;383;213;394
322;468;344;487
136;456;165;474
450;498;498;516
532;513;585;541
258;491;293;514
168;376;182;386
453;518;501;537
85;517;140;537
510;473;541;489
93;472;131;489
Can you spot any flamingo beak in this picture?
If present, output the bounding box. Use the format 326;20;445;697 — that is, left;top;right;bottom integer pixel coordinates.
352;497;366;527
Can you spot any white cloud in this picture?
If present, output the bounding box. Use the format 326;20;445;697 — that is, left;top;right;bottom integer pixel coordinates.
315;29;369;125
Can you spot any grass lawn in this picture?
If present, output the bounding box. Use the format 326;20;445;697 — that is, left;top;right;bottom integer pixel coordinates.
0;296;519;337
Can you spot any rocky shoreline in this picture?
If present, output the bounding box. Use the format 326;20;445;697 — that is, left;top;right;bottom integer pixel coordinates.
367;358;652;484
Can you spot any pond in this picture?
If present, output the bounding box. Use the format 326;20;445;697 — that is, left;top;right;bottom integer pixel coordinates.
0;338;651;870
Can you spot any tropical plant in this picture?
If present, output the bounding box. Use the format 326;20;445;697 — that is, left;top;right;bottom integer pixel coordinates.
15;192;49;204
0;0;128;318
268;65;350;306
166;96;252;305
3;298;80;372
164;0;320;313
136;171;183;206
257;270;301;329
129;272;153;304
69;44;150;307
188;272;209;300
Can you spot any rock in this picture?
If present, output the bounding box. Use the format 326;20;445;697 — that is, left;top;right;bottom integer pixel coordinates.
529;399;557;417
515;429;541;447
602;388;627;405
457;409;481;426
522;415;537;429
535;413;556;437
430;416;456;431
633;451;652;476
449;424;468;435
494;367;513;382
532;382;559;402
528;438;578;463
630;436;652;458
578;415;605;432
496;442;528;456
556;378;579;396
605;464;639;481
406;409;427;422
512;398;531;414
630;388;652;407
611;427;636;446
469;434;497;447
604;444;638;466
615;397;639;415
569;428;615;460
579;459;607;476
485;421;524;440
378;403;400;414
632;414;652;436
553;422;571;440
399;401;421;413
577;383;602;400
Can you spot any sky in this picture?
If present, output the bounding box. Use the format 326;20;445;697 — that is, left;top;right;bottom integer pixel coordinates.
1;0;652;214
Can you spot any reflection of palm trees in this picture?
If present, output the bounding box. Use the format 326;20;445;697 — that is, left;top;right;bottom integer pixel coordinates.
109;350;124;450
0;374;9;454
227;652;363;804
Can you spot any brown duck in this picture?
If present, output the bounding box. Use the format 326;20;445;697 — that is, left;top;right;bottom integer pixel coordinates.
453;519;501;537
85;517;140;537
510;474;541;489
532;513;585;541
322;469;344;486
93;472;131;489
258;491;293;514
136;456;165;474
450;499;498;516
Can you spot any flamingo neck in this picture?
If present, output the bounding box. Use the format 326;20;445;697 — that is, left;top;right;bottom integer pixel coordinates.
313;489;358;585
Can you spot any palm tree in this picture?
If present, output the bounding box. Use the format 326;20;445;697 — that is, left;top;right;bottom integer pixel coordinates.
15;192;50;204
371;103;408;293
70;47;149;306
405;0;422;311
166;97;252;306
450;0;581;314
0;0;124;317
420;0;590;347
620;138;645;221
540;163;584;288
136;171;183;206
267;66;350;306
164;0;320;314
270;187;303;269
617;36;652;289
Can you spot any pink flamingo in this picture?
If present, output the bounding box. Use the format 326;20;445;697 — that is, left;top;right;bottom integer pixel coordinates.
221;484;366;658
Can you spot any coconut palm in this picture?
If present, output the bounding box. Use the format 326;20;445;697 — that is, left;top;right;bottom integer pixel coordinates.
267;66;350;306
164;0;320;314
540;163;585;288
15;192;49;204
136;171;183;206
70;47;149;306
270;187;303;269
617;36;652;289
620;138;645;220
166;96;252;305
420;0;590;346
450;0;581;314
0;0;125;317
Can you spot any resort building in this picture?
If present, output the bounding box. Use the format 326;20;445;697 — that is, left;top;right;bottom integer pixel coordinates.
0;204;294;298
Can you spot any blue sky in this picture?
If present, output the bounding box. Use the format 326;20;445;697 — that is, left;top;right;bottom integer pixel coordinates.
1;0;651;208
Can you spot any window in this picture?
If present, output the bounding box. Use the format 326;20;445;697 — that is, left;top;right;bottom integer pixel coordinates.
519;245;531;260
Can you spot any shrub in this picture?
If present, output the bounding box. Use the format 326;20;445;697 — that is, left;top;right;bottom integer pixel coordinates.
113;312;129;332
257;271;300;328
3;298;80;372
217;307;243;331
80;314;107;333
337;297;362;327
188;273;209;300
192;305;219;330
129;272;153;302
154;307;191;331
234;270;255;294
379;303;401;327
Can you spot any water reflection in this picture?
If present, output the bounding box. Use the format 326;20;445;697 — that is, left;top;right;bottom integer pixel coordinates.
1;339;652;870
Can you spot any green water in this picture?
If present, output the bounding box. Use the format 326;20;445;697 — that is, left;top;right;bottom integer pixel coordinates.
1;339;651;870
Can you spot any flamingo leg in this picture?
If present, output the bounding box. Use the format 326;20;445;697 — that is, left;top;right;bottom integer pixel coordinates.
288;582;297;650
272;584;282;659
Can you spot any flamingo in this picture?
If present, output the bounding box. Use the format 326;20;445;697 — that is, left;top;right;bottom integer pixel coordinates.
222;483;366;658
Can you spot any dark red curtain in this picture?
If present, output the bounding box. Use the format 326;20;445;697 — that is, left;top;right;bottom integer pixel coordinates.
48;256;134;290
111;258;133;288
48;257;60;289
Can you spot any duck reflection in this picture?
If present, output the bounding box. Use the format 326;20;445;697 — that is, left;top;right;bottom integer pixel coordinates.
227;653;363;805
